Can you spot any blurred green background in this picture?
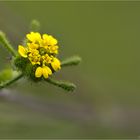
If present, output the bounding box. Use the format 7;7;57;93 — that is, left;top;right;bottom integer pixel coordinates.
0;1;140;139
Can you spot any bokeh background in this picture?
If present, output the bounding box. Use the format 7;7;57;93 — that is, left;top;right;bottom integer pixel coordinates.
0;1;140;139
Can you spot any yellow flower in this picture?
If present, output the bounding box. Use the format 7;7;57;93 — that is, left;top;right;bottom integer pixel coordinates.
18;45;27;58
27;43;39;50
42;54;52;65
42;34;57;46
28;49;41;65
51;57;61;71
26;32;41;43
35;66;52;79
18;32;61;79
49;45;59;54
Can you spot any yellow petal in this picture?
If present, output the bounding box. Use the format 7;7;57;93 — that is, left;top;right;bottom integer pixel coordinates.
45;66;52;75
26;32;41;42
42;66;52;79
18;45;27;58
49;36;57;46
35;67;43;78
42;67;48;79
43;34;57;46
35;32;41;41
27;43;39;49
26;33;34;42
51;58;61;71
49;46;58;54
42;34;49;40
42;34;50;45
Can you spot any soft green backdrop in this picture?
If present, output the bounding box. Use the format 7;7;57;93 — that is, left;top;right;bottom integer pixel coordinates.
0;1;140;139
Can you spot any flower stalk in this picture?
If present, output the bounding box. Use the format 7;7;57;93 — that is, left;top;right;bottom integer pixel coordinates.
0;73;23;90
0;31;17;57
46;77;76;92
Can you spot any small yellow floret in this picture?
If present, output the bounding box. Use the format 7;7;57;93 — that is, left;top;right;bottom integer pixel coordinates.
42;66;52;78
35;67;42;78
51;57;61;71
26;32;41;43
43;34;58;46
35;66;52;79
18;45;27;58
49;45;58;54
27;43;39;50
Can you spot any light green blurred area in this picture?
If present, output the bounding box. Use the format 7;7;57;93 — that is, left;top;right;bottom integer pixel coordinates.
0;1;140;139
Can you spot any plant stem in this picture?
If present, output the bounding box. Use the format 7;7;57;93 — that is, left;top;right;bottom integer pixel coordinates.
61;56;81;67
45;56;81;91
0;31;17;57
46;77;76;92
0;73;23;90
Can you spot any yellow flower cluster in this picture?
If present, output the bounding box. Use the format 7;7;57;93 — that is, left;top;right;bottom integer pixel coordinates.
18;32;61;79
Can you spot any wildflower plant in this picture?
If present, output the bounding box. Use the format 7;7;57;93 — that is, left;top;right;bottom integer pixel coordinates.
0;20;81;91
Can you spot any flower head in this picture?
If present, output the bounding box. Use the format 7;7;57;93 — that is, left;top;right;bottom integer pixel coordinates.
0;20;81;92
17;32;61;80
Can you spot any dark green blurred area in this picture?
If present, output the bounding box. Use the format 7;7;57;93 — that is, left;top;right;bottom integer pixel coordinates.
0;1;140;139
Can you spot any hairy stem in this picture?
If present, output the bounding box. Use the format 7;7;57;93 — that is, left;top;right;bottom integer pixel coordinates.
0;73;23;90
46;77;76;92
61;56;82;67
0;31;17;57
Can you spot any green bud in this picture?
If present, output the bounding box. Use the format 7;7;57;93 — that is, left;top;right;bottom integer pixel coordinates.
30;19;40;32
0;69;13;83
